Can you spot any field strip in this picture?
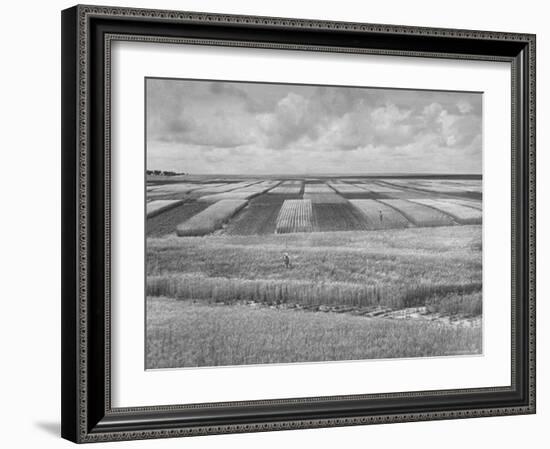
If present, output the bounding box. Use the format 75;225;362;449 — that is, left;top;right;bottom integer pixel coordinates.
409;199;482;224
225;203;282;235
147;202;211;237
304;183;333;194
147;183;202;196
146;199;185;218
400;180;479;194
276;199;314;233
303;193;348;204
444;198;482;210
377;179;482;198
329;182;369;194
378;199;456;227
176;199;248;236
199;181;281;200
359;182;405;193
312;203;370;231
269;186;302;194
349;199;411;230
269;180;303;194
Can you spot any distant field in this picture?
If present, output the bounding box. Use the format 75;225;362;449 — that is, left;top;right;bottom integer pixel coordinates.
312;203;370;232
147;202;210;237
350;199;410;230
146;176;483;366
147;225;482;310
303;192;347;204
145;176;482;235
276;199;315;233
409;199;482;224
176;199;248;236
146;199;184;218
146;297;482;368
225;203;282;235
379;199;456;227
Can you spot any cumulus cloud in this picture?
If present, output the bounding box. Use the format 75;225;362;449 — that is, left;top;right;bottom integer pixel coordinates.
146;78;482;174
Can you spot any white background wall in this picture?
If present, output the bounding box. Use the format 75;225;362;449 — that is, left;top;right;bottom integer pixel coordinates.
0;0;545;447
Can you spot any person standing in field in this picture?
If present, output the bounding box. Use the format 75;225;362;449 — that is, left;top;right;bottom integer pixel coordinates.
379;209;383;223
283;252;291;269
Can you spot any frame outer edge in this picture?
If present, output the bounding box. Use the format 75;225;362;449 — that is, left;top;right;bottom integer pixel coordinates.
68;5;537;442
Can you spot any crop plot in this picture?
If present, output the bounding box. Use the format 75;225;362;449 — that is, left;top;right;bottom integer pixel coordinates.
409;199;482;224
191;181;255;195
350;200;411;230
146;199;184;217
275;199;315;233
313;203;370;231
378;199;456;227
361;183;406;194
303;193;347;204
145;78;485;369
329;182;369;194
303;183;333;194
199;181;280;202
147;183;201;199
269;180;303;194
225;203;282;235
445;198;482;210
147;202;211;237
176;199;248;236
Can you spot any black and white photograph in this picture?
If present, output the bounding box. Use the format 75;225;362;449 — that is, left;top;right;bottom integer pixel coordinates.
55;2;537;444
145;78;483;369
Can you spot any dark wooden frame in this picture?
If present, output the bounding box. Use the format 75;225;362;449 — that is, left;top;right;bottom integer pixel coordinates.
61;4;536;443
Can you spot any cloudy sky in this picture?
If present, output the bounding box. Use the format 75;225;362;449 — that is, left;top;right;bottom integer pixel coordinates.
146;78;482;175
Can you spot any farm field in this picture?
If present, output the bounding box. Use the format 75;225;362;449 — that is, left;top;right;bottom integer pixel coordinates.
147;225;482;310
147;202;211;237
312;203;370;231
276;199;315;233
409;199;482;224
176;199;248;236
146;175;483;367
146;199;184;217
225;203;282;235
147;297;482;368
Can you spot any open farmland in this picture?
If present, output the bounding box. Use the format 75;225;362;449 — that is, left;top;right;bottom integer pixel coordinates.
269;180;303;194
445;198;482;210
304;183;334;194
176;199;248;236
312;203;370;231
225;202;282;235
378;199;456;227
146;175;482;367
350;199;411;230
147;297;481;368
409;199;482;224
146;199;184;217
276;199;315;233
329;182;369;194
147;202;211;237
146;224;482;368
303;192;347;203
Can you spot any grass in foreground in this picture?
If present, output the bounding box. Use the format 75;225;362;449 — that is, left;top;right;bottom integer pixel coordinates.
146;297;482;369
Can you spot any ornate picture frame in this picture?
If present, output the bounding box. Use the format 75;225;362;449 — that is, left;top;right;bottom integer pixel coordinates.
61;4;536;443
